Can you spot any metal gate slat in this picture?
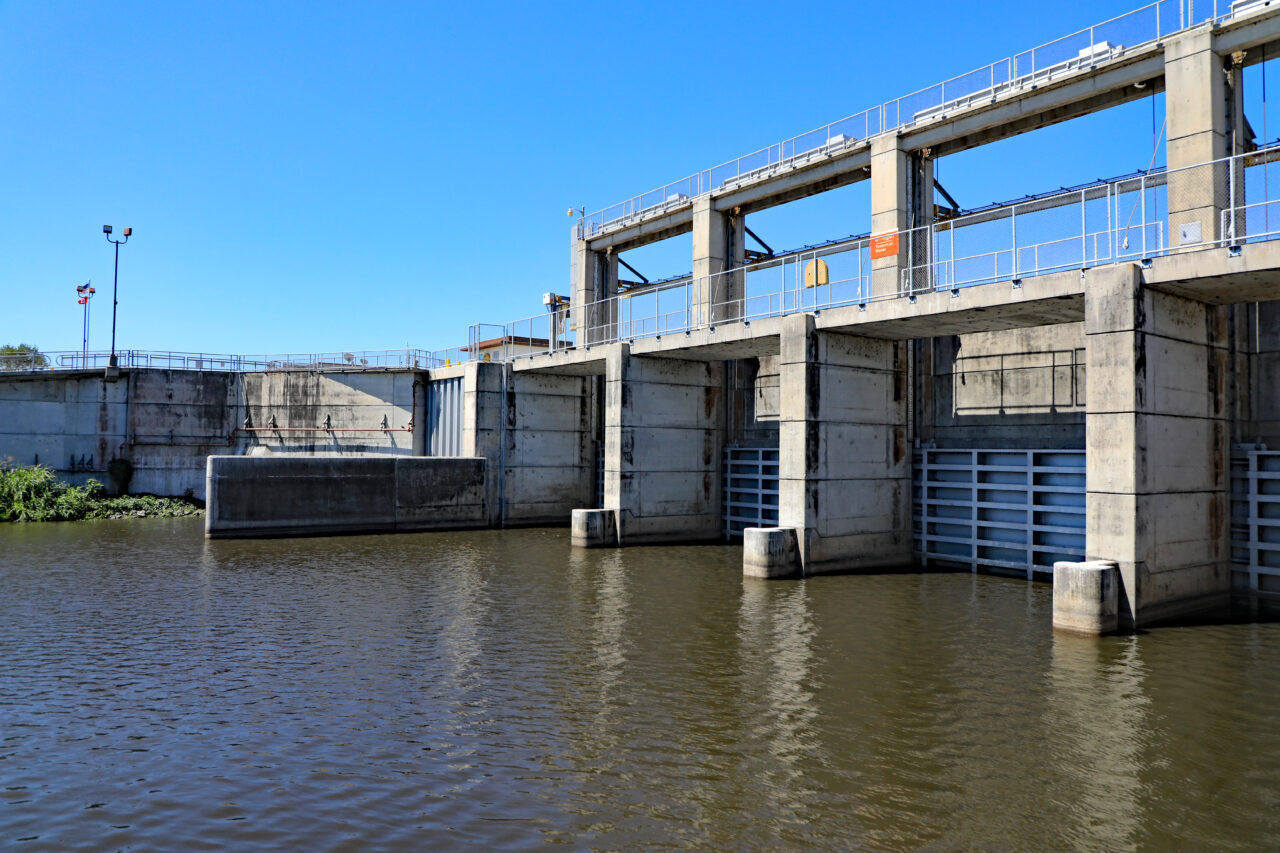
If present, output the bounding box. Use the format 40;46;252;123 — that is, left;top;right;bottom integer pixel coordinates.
914;447;1085;579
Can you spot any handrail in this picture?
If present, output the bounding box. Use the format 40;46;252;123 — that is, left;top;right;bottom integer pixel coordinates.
579;0;1245;238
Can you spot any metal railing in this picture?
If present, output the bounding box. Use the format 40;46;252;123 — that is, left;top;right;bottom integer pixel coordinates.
579;0;1254;238
500;148;1280;362
12;148;1277;377
0;348;443;374
899;151;1259;292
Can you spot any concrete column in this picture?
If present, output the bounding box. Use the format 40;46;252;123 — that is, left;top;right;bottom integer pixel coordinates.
462;359;508;527
411;371;428;456
773;313;912;575
870;134;933;296
571;229;618;344
1164;28;1229;247
1083;264;1231;628
602;343;725;544
691;197;745;325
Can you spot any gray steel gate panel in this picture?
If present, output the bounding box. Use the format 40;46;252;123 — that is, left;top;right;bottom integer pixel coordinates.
723;446;780;539
426;377;464;457
912;448;1085;579
1232;448;1280;593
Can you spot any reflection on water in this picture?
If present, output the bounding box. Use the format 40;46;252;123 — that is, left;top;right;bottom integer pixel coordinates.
737;579;818;815
1048;634;1149;852
1;520;1278;850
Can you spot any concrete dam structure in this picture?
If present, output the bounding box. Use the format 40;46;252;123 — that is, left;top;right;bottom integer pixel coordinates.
5;2;1280;635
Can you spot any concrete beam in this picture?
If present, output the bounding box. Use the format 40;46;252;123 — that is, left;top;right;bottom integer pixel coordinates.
712;149;872;214
908;53;1166;157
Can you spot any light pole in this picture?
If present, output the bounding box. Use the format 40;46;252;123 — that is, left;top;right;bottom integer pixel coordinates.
103;225;132;369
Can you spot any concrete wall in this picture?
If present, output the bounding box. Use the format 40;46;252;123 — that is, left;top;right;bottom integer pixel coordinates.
238;371;420;456
922;324;1086;449
205;455;486;538
0;370;237;497
727;355;780;447
0;371;129;485
0;367;424;499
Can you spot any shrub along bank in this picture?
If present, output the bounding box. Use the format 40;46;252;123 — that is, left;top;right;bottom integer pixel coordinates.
0;464;203;522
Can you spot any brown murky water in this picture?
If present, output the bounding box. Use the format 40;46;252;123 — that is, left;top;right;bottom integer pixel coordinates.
2;519;1278;850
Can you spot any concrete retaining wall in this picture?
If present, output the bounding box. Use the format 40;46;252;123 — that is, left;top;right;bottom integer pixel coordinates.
923;324;1086;450
0;368;425;499
0;370;238;496
205;455;486;538
238;371;421;456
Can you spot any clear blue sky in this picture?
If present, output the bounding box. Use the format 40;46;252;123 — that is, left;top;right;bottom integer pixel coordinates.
0;0;1272;356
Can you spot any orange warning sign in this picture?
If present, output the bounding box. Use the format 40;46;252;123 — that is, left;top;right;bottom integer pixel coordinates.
869;232;900;260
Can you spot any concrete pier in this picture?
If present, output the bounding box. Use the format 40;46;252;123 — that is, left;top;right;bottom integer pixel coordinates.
776;314;912;575
601;344;724;544
1084;264;1232;627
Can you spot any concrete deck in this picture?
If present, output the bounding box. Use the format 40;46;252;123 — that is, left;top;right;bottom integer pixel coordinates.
519;240;1280;375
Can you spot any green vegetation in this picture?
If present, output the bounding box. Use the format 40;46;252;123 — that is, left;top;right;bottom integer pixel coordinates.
0;463;203;522
0;343;49;368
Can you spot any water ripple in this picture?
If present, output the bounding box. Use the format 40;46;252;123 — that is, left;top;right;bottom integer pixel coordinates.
1;520;1278;849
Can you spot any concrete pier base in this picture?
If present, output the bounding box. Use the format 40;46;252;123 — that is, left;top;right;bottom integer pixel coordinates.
743;527;802;579
571;508;618;548
1053;560;1121;635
